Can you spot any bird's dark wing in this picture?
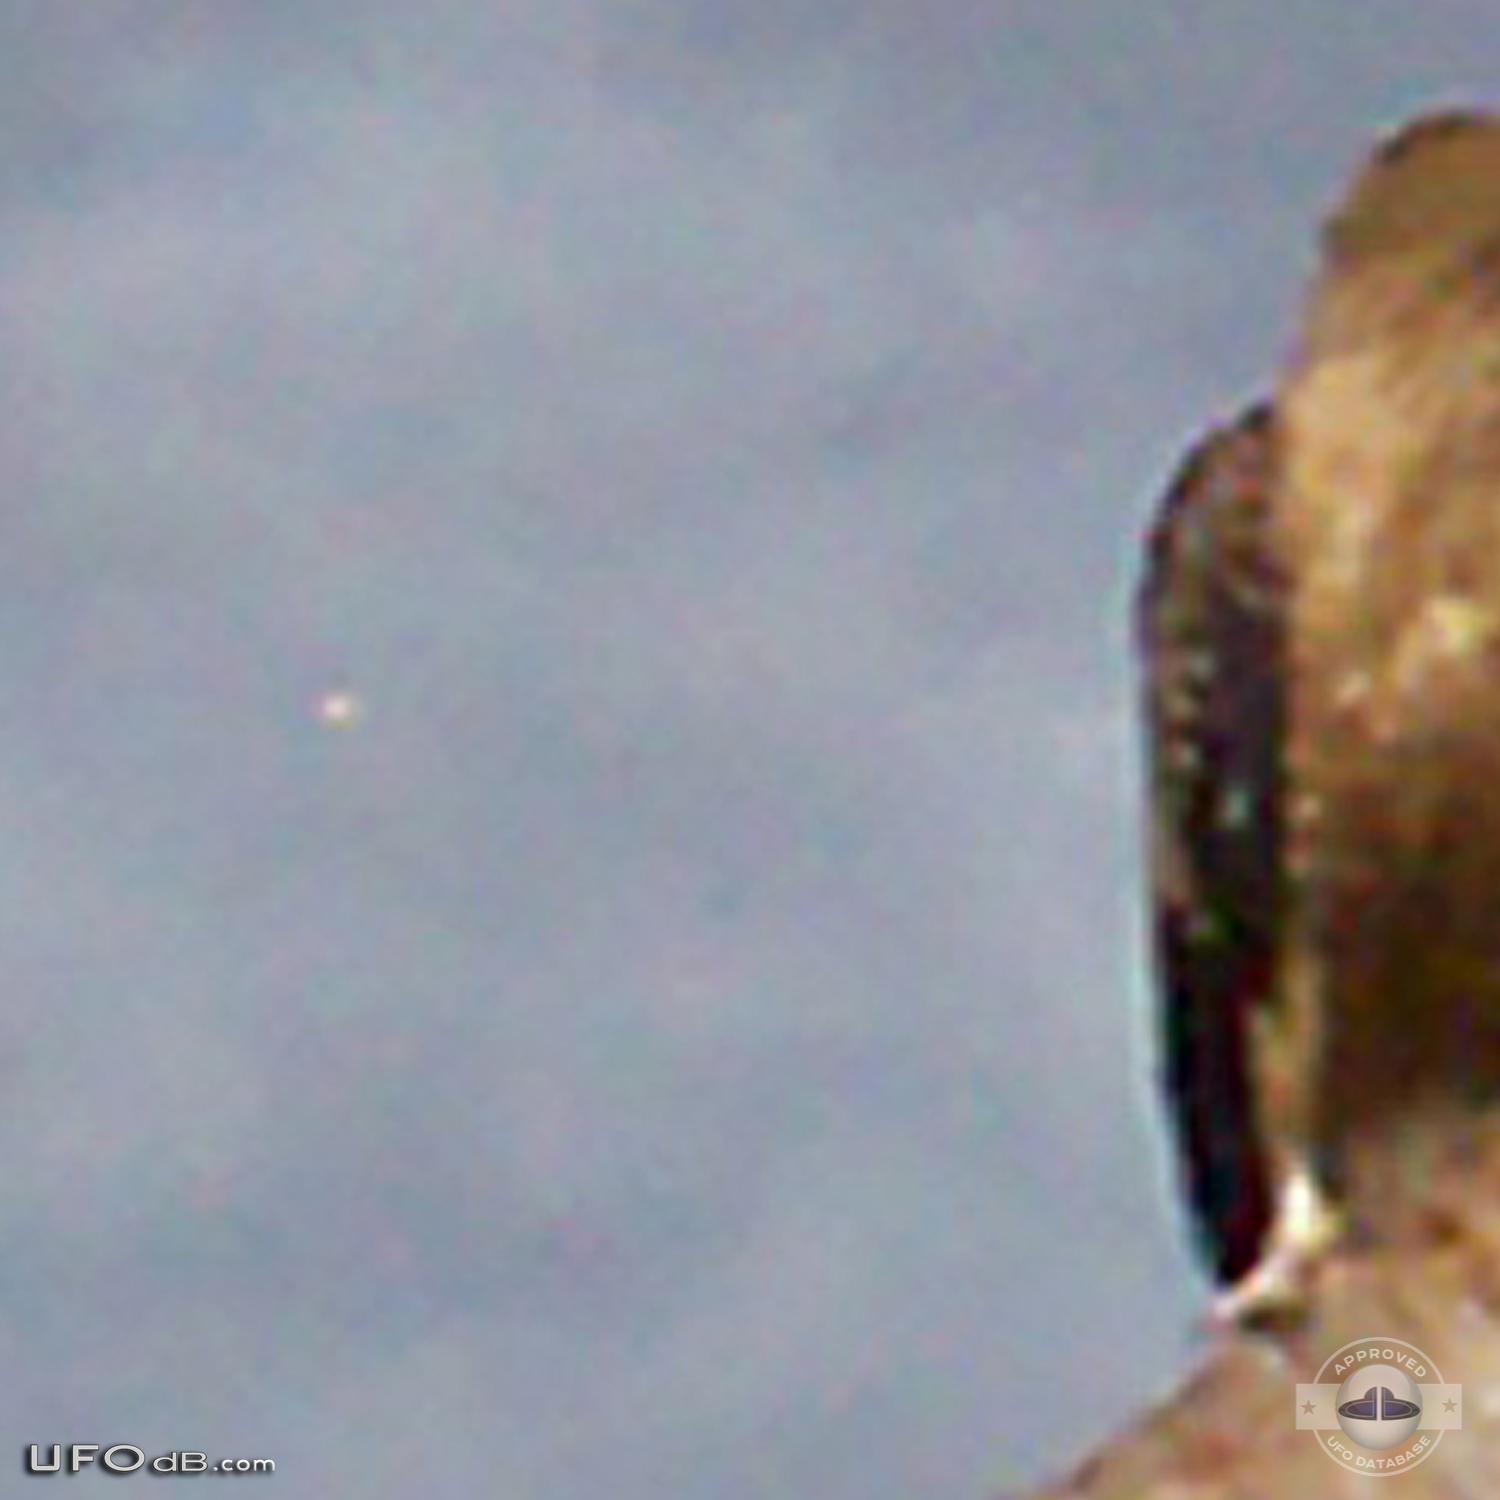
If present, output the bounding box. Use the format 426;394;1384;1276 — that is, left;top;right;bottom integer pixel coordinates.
1137;403;1283;1286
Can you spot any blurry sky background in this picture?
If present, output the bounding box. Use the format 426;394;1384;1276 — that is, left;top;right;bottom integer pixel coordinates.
2;4;1499;1496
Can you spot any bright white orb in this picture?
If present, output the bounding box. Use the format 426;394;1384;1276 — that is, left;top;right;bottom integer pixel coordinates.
316;689;363;728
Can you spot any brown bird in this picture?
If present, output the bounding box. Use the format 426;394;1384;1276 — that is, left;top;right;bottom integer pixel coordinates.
1146;109;1500;1326
1031;107;1500;1499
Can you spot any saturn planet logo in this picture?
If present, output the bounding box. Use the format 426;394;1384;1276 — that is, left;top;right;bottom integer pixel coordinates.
1335;1363;1423;1450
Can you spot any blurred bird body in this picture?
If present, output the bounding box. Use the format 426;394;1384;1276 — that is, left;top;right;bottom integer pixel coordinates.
1025;103;1500;1500
1144;111;1500;1324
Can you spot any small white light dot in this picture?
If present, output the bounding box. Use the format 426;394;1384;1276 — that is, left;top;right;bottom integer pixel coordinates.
317;689;363;728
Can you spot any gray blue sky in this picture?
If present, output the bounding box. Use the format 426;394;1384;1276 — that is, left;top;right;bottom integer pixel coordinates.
3;5;1500;1496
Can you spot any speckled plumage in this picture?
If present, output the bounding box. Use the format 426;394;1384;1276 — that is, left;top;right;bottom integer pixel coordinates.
1028;103;1500;1500
1141;109;1500;1314
1275;109;1500;1186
